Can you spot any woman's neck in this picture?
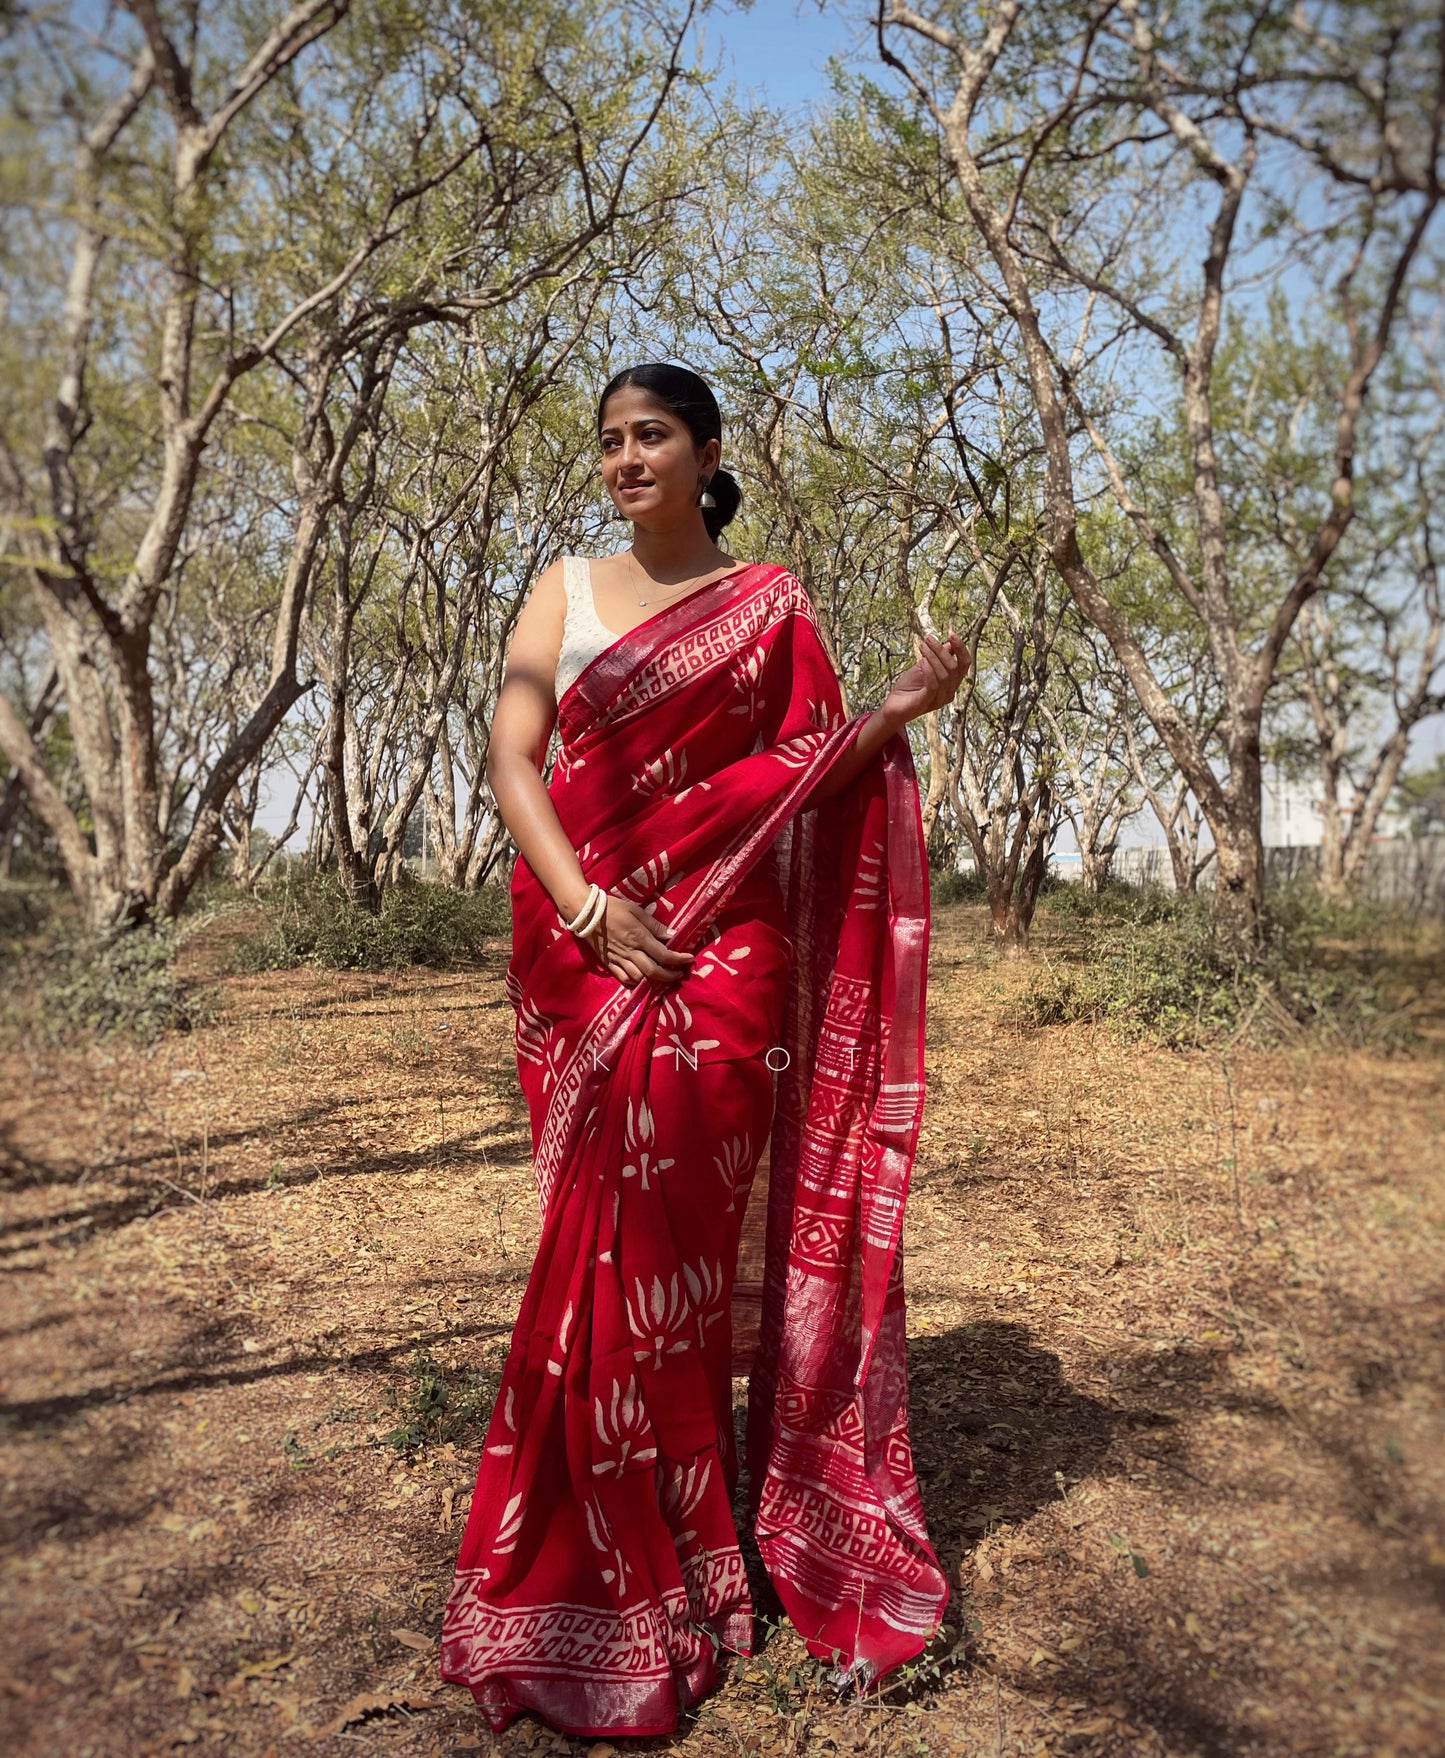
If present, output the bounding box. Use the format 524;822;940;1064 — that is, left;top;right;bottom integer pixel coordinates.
627;515;728;584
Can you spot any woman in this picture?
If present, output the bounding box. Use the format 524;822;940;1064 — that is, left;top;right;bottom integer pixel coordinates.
441;363;967;1738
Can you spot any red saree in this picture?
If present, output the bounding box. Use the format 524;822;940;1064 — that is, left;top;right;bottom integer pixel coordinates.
440;562;947;1735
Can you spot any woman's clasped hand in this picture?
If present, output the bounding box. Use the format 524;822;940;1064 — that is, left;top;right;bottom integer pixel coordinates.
596;894;694;988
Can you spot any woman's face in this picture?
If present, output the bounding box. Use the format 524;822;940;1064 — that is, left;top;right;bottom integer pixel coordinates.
599;387;719;531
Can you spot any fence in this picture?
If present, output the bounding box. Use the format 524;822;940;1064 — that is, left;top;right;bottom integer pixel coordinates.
1107;838;1445;917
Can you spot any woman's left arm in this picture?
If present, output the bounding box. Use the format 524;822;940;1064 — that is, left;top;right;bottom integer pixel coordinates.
804;630;968;807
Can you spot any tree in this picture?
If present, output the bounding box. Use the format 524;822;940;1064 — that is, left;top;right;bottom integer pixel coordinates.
1041;621;1140;893
875;0;1445;951
0;0;697;926
1396;752;1445;835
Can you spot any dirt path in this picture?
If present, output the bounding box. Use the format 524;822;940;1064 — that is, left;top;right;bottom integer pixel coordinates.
2;904;1442;1757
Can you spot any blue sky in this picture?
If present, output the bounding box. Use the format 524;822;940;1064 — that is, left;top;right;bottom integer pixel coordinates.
704;1;860;109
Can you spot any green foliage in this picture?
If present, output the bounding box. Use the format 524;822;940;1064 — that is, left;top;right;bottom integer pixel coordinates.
36;920;209;1044
380;1350;499;1455
233;870;511;972
1396;755;1445;837
0;884;53;956
929;865;988;906
1011;882;1414;1050
1035;875;1184;926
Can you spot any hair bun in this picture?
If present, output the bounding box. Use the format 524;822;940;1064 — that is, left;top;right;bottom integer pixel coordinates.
705;467;742;539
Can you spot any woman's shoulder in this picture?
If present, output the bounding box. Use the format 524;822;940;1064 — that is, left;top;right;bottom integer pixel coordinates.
750;562;816;616
513;557;570;646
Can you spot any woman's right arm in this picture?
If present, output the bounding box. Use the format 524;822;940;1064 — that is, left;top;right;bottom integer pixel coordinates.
484;560;692;986
485;560;594;923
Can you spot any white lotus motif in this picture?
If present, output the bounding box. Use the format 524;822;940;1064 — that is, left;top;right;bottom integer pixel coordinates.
516;997;551;1067
486;1385;517;1456
584;1496;631;1588
683;1258;726;1343
632;745;687;798
694;941;751;980
621;1097;674;1190
729;645;767;721
626;1272;693;1369
492;1491;525;1554
775;729;828;771
660;1457;713;1548
592;1374;656;1476
547;1299;575;1377
616;850;672;902
713;1133;754;1214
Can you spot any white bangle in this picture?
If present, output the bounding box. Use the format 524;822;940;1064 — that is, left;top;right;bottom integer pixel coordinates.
563;883;606;938
562;882;598;932
577;889;608;939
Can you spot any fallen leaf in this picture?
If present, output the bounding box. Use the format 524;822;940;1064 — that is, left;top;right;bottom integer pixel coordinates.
975;1554;994;1581
119;1575;146;1599
311;1690;438;1739
236;1589;264;1615
390;1628;434;1652
175;1665;196;1699
237;1653;295;1679
439;1487;455;1530
588;1744;619;1758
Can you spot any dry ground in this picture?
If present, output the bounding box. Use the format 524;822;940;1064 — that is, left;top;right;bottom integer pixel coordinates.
1;900;1442;1758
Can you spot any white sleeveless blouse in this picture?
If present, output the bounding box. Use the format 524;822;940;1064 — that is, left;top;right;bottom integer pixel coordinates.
555;555;622;701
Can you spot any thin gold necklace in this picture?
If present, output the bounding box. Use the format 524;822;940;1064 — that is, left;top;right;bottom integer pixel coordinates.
625;548;729;607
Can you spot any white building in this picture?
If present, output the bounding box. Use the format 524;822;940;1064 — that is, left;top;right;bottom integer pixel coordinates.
1262;762;1407;848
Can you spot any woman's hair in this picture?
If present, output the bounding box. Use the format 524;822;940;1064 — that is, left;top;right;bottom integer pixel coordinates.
597;362;742;540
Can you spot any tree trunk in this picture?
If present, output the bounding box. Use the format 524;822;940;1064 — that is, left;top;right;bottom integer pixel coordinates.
322;584;380;913
1079;841;1115;893
1211;809;1265;956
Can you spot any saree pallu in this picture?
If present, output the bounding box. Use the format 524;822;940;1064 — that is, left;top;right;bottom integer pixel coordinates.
441;562;948;1736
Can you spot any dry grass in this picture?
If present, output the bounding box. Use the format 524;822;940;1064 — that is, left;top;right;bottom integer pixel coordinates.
1;900;1442;1758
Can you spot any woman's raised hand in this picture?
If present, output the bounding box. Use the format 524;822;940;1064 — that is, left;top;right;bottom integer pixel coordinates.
598;894;695;987
882;630;969;726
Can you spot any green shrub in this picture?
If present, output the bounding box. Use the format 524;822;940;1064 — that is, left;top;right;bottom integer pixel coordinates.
0;884;54;958
380;1350;499;1453
929;866;988;906
37;920;210;1044
1036;874;1183;926
233;869;511;972
1010;887;1414;1050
